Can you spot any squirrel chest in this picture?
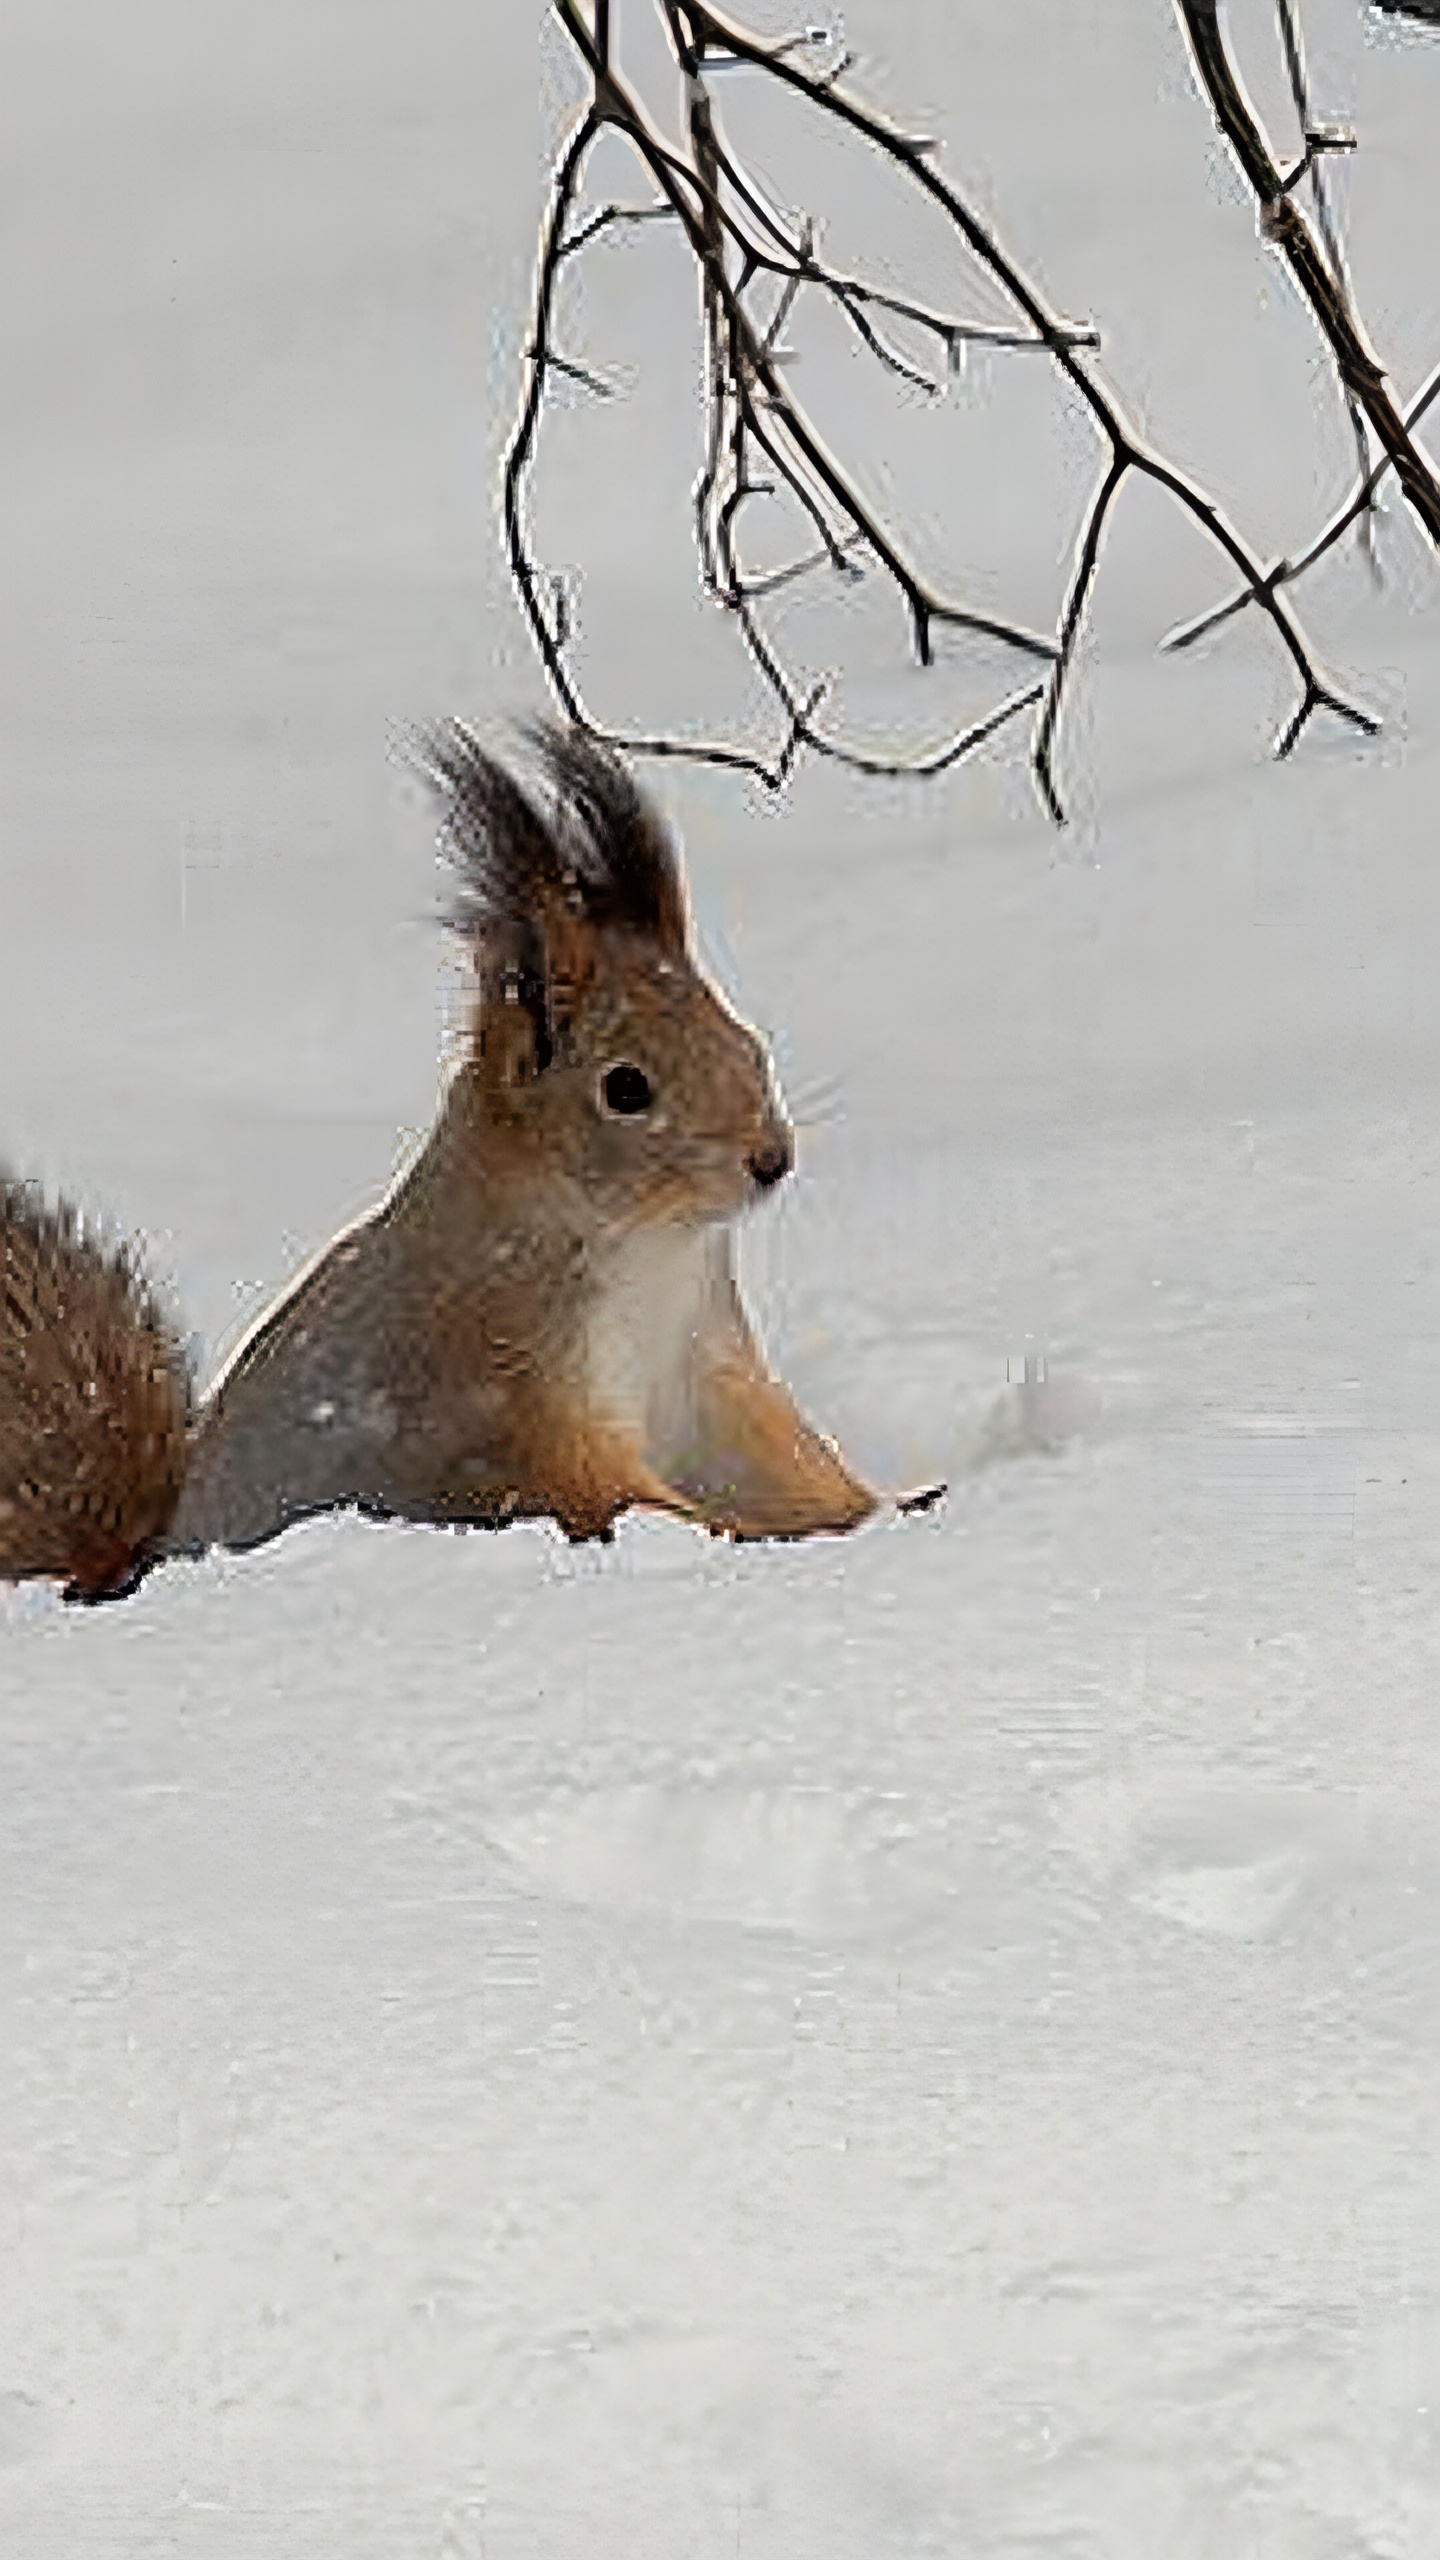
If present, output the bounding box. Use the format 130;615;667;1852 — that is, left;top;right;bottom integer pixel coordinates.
583;1221;722;1453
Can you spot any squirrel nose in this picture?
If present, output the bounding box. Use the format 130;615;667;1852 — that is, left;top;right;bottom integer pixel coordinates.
747;1135;793;1190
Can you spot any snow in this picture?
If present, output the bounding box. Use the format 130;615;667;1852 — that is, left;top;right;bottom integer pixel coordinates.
2;0;1438;2551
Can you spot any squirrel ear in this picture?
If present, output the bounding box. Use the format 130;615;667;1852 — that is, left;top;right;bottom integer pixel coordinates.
474;921;555;1091
477;962;554;1090
469;907;595;1088
541;907;595;1046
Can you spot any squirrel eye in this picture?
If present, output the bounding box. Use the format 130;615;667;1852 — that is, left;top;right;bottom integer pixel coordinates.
601;1062;653;1117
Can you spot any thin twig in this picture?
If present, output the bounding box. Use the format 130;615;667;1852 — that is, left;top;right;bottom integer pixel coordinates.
1273;0;1375;569
1034;452;1127;828
503;104;600;733
673;0;1375;797
1162;355;1440;651
558;201;675;259
503;0;1382;810
545;351;618;397
1175;0;1440;548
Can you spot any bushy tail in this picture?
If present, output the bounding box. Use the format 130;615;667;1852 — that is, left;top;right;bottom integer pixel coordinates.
1;1179;192;1602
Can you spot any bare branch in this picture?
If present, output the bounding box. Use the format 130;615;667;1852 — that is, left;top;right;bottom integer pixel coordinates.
505;0;1387;813
1035;454;1127;829
1175;0;1440;549
1162;356;1440;653
1273;0;1373;566
545;351;619;397
558;200;676;259
834;286;946;397
503;101;601;732
837;282;1099;358
671;0;1373;794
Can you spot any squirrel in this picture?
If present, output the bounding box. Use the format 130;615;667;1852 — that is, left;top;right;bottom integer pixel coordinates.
2;721;918;1607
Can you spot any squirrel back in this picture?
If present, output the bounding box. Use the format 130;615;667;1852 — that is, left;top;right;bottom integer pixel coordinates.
2;723;879;1603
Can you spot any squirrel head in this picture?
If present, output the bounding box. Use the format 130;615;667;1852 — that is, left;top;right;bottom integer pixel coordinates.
412;721;794;1229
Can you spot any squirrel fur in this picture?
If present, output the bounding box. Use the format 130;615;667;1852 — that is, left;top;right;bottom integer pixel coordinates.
1;722;879;1603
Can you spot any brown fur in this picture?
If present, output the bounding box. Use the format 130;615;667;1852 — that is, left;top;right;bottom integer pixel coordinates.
0;1181;191;1599
2;725;884;1600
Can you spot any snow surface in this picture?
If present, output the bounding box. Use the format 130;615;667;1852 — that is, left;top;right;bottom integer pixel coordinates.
3;1;1439;2551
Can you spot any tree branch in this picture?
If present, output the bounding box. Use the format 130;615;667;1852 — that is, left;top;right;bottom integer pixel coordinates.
1162;356;1440;652
503;1;1386;813
1175;0;1440;548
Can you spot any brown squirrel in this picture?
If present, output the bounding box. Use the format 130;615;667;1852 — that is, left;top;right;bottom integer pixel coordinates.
1;722;904;1605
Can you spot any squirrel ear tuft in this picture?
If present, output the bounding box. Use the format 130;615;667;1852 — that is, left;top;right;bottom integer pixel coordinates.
408;717;689;958
524;720;689;956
